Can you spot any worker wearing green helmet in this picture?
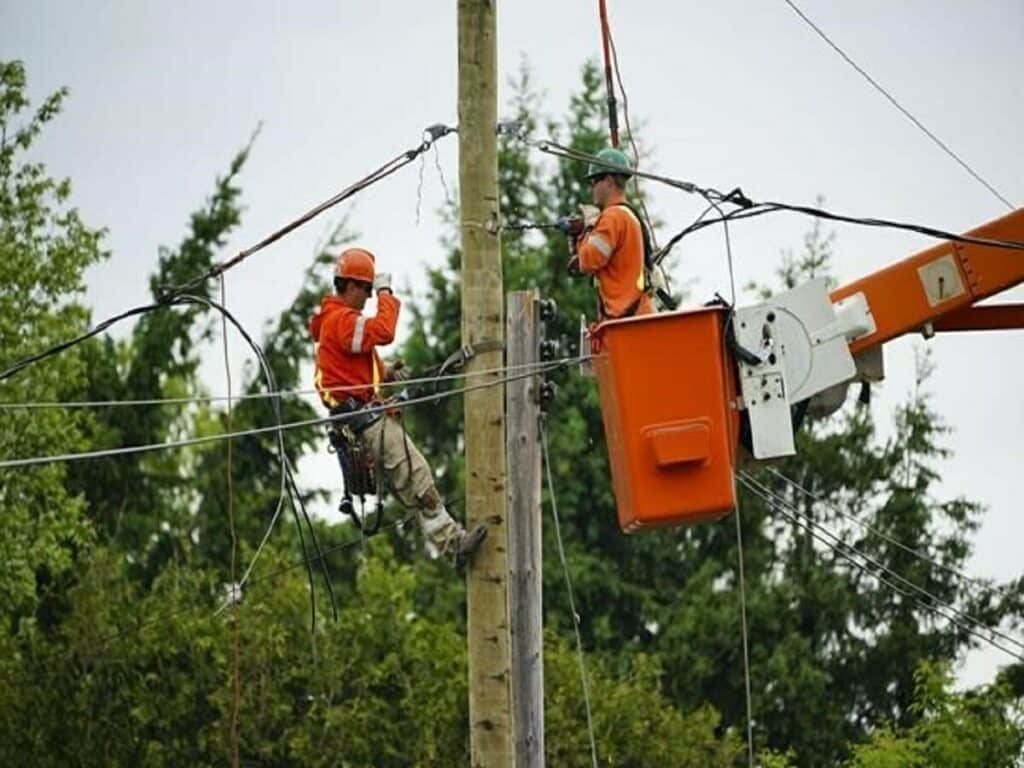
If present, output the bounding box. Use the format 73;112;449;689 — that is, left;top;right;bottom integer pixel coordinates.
570;147;655;320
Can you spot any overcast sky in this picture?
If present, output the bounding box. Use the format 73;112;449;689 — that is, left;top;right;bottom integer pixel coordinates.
4;0;1021;687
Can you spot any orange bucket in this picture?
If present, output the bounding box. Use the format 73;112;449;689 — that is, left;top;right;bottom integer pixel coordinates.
591;307;739;532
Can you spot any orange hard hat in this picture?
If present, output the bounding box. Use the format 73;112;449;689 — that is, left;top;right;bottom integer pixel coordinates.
335;248;376;283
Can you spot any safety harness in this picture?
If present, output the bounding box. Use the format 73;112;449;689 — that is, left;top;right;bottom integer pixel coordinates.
325;339;504;535
610;201;677;317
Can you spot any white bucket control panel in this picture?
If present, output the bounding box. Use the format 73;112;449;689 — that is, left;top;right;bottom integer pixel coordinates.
733;278;876;459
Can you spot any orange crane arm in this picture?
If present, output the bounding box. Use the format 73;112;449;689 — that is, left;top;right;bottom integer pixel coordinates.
830;208;1024;355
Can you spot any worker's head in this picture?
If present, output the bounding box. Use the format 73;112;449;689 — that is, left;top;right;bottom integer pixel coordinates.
334;247;376;309
585;147;632;207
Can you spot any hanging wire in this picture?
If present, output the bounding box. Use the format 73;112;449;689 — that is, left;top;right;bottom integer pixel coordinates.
763;467;1020;600
219;278;242;768
733;496;755;768
0;356;580;411
780;0;1014;211
540;418;599;768
738;473;1024;661
0;358;581;470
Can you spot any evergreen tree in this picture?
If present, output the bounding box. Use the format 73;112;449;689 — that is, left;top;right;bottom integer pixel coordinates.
399;61;1024;764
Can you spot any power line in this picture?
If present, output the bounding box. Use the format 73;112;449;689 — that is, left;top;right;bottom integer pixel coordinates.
0;358;579;470
780;0;1014;211
763;467;1019;600
0;357;579;411
733;494;755;768
540;418;598;768
160;124;457;299
739;473;1024;661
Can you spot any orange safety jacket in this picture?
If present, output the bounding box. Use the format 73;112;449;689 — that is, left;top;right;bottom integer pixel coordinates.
309;292;400;407
576;192;655;319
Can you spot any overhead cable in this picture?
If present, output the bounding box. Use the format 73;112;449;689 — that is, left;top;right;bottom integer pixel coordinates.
0;357;577;411
0;358;580;470
0;124;456;385
540;418;599;768
525;140;1024;259
780;0;1014;211
160;124;457;299
739;473;1024;661
658;198;1024;267
764;467;1019;600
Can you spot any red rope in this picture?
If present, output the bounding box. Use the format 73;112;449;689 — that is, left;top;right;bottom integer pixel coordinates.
598;0;619;148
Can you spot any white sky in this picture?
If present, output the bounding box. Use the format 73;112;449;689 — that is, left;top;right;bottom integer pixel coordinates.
4;0;1021;688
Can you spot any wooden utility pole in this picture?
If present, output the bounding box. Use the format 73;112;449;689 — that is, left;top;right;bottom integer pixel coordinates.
506;290;545;767
458;1;513;766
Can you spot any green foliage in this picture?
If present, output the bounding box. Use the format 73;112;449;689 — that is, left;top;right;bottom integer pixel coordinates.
0;539;739;766
67;138;253;581
0;60;105;618
398;60;1024;766
847;662;1024;767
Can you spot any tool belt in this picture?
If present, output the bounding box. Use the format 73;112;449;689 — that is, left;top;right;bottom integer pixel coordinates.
327;398;380;500
329;396;384;434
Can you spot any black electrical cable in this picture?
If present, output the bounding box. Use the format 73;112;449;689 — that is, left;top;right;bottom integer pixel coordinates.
178;292;338;626
670;200;1024;252
1;125;457;385
160;125;457;300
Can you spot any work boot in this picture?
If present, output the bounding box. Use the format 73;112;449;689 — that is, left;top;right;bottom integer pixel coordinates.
453;523;489;571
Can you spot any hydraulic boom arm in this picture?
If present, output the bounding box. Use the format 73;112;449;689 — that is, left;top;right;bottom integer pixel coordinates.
830;208;1024;353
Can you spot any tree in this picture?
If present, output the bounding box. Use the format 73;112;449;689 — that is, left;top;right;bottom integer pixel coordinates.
0;60;106;620
0;538;739;767
398;61;1024;765
848;661;1024;767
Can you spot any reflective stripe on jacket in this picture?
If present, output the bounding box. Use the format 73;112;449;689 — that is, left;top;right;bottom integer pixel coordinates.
576;193;654;319
309;292;400;406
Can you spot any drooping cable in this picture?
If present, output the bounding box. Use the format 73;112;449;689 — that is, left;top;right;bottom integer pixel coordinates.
540;418;599;768
159;124;457;300
764;467;1020;600
528;140;1024;254
0;357;576;411
733;497;755;768
780;0;1014;211
738;473;1024;661
0;358;581;470
219;278;241;768
0;124;456;386
176;291;332;630
661;198;1024;255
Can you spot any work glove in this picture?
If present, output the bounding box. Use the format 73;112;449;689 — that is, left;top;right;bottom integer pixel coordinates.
567;255;581;276
578;204;600;229
373;272;392;294
389;359;411;382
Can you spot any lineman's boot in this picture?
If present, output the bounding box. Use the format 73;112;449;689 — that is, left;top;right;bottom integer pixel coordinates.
454;523;489;571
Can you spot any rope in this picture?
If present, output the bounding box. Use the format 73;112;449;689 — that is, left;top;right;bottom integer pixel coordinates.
0;358;581;469
598;0;619;148
540;418;598;768
738;473;1024;661
220;278;241;768
734;496;755;768
780;0;1014;211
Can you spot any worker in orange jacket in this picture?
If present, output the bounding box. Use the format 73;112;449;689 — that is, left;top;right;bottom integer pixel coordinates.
569;147;656;320
309;248;487;568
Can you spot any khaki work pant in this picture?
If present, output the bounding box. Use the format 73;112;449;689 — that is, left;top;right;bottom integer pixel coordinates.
359;414;463;554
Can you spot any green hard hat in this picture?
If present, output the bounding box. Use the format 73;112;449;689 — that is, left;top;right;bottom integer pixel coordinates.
585;147;633;180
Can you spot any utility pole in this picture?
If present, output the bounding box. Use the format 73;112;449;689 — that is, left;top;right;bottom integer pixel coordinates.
506;290;544;767
458;1;513;766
